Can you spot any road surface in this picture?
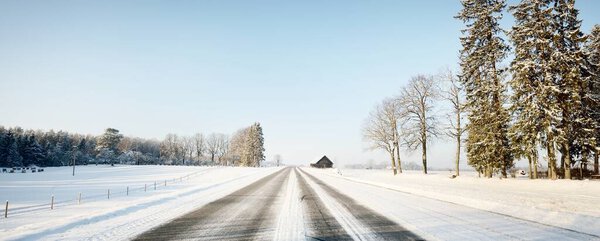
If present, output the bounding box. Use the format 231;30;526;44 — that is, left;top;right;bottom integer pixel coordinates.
134;167;599;240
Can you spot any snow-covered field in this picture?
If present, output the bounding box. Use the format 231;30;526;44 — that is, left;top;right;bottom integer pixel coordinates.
0;165;281;240
310;168;600;237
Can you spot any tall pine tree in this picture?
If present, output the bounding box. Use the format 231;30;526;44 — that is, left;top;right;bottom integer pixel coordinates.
22;135;46;166
584;25;600;175
6;134;23;167
551;0;595;179
508;0;554;179
239;123;265;167
457;0;512;178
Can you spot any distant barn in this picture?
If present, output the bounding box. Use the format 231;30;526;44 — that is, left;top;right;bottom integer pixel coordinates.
311;156;333;168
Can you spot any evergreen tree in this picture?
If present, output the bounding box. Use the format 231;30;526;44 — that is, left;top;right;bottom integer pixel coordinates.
0;130;8;167
76;138;90;165
240;123;265;167
96;128;123;165
6;135;23;167
508;0;554;179
456;0;513;177
252;123;265;167
22;135;46;166
584;25;600;174
551;0;595;179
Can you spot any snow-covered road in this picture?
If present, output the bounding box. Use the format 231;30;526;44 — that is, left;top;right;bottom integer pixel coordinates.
131;167;599;240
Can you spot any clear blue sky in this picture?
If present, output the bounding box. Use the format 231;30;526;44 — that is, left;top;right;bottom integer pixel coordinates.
1;0;599;168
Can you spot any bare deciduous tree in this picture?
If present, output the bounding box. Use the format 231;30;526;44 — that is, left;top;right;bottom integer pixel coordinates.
206;133;219;164
216;134;229;165
399;75;440;174
193;133;205;164
160;133;182;165
181;136;194;165
440;69;467;176
363;98;403;175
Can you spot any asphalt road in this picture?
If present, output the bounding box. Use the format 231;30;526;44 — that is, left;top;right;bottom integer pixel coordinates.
134;167;596;240
134;168;291;241
296;168;423;241
134;167;422;241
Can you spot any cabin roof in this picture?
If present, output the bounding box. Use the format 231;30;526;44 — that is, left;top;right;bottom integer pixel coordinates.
316;155;332;165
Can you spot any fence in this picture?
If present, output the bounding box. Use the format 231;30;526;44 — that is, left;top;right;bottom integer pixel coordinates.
3;168;214;218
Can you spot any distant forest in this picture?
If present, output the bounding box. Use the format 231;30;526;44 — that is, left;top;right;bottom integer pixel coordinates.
0;124;265;168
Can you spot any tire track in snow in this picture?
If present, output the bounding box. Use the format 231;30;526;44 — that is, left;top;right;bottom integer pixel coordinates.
298;168;423;241
272;168;305;241
295;168;354;241
311;169;600;240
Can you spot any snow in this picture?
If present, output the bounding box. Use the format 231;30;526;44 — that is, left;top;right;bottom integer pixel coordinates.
299;169;382;240
3;165;599;240
272;169;304;241
0;165;281;241
305;168;600;238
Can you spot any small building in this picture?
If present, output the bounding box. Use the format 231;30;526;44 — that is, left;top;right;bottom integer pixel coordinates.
311;156;333;168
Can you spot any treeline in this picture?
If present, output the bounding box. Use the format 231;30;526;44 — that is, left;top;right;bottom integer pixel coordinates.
365;0;600;179
0;123;265;167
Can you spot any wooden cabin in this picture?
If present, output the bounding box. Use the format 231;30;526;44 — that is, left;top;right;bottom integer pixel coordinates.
311;156;333;168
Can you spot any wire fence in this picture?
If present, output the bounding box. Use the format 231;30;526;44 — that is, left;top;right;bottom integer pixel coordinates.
3;168;214;218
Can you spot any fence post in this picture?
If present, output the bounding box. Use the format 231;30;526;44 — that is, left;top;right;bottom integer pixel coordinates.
4;200;8;218
127;186;129;196
78;193;81;204
144;184;147;192
51;195;54;210
108;189;110;199
164;180;167;186
154;182;156;190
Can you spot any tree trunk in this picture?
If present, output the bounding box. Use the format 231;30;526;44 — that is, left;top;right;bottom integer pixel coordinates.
532;150;539;179
455;134;461;177
560;146;565;176
562;143;572;180
546;136;558;180
389;150;397;175
594;150;599;175
395;144;402;173
393;123;402;174
580;160;585;179
422;140;427;174
527;155;533;179
421;120;428;174
455;109;461;176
